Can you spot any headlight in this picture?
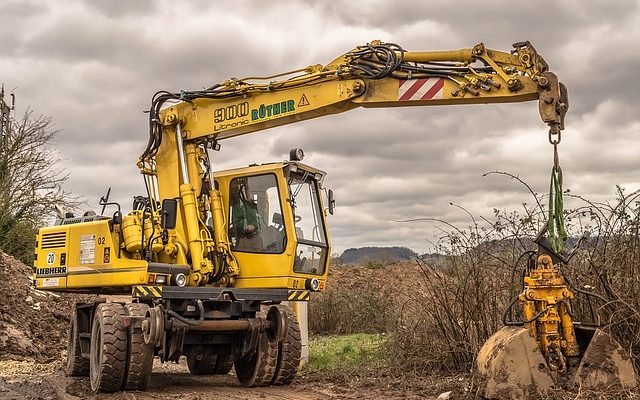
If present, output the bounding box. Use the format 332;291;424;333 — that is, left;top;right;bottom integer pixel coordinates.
155;275;166;284
306;278;320;291
289;148;304;161
173;273;187;287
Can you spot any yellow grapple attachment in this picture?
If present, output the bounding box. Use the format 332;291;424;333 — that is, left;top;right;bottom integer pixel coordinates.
475;234;637;398
476;327;636;398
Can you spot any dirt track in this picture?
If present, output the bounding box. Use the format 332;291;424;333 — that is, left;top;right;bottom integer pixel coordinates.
0;360;435;400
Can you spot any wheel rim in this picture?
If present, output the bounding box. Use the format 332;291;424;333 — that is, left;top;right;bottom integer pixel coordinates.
235;330;278;387
213;354;234;375
186;345;218;375
235;351;259;384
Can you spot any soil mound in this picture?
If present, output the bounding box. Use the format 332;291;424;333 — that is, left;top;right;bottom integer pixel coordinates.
0;252;85;361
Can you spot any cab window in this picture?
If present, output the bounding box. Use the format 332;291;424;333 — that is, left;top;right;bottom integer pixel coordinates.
288;172;327;275
228;174;287;254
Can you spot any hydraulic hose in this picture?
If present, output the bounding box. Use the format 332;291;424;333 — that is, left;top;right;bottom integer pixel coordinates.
502;251;536;326
502;295;524;326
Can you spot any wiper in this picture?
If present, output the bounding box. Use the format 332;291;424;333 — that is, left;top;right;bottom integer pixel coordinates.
291;172;310;199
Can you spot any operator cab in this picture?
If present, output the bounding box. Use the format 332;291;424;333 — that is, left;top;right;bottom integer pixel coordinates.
214;157;332;290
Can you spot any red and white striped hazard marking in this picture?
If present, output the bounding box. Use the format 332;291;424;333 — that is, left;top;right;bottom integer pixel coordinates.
398;78;445;101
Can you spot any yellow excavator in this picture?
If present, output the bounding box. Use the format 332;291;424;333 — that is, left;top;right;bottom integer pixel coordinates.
33;40;635;396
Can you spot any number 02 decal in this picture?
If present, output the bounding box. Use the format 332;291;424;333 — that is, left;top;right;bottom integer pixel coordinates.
97;237;106;245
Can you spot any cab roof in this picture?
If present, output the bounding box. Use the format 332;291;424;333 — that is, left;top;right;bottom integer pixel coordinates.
213;161;327;180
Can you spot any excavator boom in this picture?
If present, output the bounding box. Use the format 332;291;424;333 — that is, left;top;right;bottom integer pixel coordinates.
146;41;566;151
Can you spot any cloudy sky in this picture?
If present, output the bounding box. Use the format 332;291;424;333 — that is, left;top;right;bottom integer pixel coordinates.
1;0;639;254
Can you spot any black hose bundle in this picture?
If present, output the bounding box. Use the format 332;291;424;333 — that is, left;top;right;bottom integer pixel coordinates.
345;42;493;81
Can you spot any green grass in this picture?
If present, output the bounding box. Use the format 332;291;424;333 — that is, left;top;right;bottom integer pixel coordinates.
306;333;386;373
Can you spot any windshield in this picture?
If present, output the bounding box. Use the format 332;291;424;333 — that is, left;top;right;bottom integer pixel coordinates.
289;174;327;245
288;171;327;275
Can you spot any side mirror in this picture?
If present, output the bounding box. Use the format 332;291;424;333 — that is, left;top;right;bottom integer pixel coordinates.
328;189;335;215
161;199;178;230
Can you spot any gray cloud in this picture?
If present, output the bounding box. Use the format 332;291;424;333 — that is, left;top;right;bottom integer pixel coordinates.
83;0;157;18
1;0;639;254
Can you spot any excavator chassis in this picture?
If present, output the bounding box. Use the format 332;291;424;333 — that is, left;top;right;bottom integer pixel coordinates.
66;287;303;392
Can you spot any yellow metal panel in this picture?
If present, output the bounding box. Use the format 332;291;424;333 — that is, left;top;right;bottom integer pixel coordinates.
165;80;363;141
233;277;326;291
67;269;148;288
34;276;68;290
35;220;150;290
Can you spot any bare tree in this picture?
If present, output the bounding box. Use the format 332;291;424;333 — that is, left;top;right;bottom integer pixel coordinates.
0;110;77;262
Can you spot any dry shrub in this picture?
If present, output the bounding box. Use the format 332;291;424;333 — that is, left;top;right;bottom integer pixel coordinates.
562;187;640;367
387;208;533;373
389;183;640;374
309;268;395;334
312;172;640;377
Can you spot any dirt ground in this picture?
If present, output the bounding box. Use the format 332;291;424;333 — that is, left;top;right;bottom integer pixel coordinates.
0;253;446;399
0;359;442;400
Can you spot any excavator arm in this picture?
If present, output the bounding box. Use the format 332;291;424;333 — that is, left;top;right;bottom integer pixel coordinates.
145;41;567;150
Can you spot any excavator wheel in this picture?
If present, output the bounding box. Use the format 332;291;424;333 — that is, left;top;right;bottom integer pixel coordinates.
186;345;218;375
66;313;89;377
123;303;154;391
475;326;637;399
89;303;128;393
270;305;301;385
212;354;235;375
235;311;278;387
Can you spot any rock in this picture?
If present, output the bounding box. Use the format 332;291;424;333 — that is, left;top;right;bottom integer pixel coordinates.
437;391;452;399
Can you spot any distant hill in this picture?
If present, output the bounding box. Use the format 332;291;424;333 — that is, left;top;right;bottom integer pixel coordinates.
337;236;584;267
338;246;419;265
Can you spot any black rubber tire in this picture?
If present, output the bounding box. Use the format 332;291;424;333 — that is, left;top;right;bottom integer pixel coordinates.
186;345;218;375
66;314;89;377
124;303;154;391
271;305;301;385
212;354;235;375
89;303;128;393
235;311;278;387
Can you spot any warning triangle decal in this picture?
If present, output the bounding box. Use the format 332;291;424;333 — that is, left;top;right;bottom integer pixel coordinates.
298;94;310;107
